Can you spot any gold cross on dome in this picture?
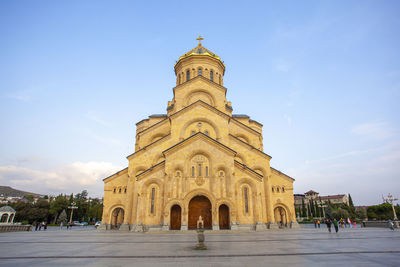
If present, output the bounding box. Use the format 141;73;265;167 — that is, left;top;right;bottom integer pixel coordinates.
196;35;204;46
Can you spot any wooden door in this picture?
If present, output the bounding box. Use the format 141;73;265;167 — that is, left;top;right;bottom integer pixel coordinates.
188;195;212;229
219;204;230;229
170;205;181;230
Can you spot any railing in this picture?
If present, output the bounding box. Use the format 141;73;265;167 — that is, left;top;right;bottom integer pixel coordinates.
0;224;32;232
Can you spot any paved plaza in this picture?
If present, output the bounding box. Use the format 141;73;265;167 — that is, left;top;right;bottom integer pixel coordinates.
0;226;399;267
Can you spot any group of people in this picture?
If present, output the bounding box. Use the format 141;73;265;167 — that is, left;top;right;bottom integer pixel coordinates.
313;218;357;233
33;221;47;231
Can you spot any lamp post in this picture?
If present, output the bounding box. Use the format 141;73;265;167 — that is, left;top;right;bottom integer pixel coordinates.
68;202;78;224
383;193;398;228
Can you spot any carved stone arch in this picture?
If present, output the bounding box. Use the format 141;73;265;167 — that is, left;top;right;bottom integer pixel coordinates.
236;134;251;145
133;166;147;176
216;198;236;214
273;203;292;220
185;150;212;179
183;188;216;209
235;178;259;217
252;166;267;177
164;199;184;215
108;203;125;224
179;117;220;140
235;154;247;165
141;178;163;194
215;164;229;177
150;132;166;143
152;154;165;165
184;89;215;107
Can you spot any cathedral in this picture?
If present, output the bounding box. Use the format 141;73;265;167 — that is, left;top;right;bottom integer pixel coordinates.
100;37;298;231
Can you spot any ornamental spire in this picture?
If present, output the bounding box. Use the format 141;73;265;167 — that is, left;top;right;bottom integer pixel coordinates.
196;35;204;46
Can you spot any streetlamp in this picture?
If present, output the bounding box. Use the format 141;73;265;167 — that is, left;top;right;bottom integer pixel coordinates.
68;202;78;224
383;193;398;228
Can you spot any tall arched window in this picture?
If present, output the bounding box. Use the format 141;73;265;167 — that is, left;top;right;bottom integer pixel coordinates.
205;166;208;176
192;166;195;177
198;163;202;176
210;71;214;81
150;188;155;214
219;74;221;85
178;74;181;84
186;70;190;81
244;187;249;213
198;69;202;76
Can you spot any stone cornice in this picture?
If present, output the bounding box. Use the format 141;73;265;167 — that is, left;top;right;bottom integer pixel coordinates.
234;160;263;181
162;132;237;157
127;134;171;160
172;75;227;97
136;160;165;179
271;167;295;181
229;134;271;160
103;167;128;182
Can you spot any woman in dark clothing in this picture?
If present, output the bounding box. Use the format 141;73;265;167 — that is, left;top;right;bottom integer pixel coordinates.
325;219;332;233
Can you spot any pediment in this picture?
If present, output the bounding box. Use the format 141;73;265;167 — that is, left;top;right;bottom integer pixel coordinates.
162;132;236;157
173;75;226;96
234;160;263;181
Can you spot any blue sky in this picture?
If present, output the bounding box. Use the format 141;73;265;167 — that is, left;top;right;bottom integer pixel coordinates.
0;0;399;205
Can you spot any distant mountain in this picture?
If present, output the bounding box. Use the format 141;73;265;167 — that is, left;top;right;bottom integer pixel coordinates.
0;186;43;198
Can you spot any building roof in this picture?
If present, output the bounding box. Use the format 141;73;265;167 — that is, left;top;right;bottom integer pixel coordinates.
305;190;319;195
176;44;223;66
0;205;16;213
320;194;346;199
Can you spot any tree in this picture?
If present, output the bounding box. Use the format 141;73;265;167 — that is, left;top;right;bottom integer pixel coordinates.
348;194;354;207
57;209;67;224
49;194;69;223
301;199;306;218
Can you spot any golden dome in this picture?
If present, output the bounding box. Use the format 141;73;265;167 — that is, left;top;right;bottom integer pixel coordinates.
175;36;224;66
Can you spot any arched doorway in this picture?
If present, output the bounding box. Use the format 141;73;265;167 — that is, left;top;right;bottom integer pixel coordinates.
111;208;124;229
188;195;212;229
274;206;287;227
1;214;8;223
218;204;230;229
170;205;181;230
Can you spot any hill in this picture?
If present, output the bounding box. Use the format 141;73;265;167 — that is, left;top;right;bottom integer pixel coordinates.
0;186;43;198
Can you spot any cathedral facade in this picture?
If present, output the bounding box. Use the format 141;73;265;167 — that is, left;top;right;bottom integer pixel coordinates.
100;38;298;231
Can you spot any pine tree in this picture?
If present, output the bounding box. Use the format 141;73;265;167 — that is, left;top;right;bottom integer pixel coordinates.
348;194;354;207
57;209;67;224
301;199;306;217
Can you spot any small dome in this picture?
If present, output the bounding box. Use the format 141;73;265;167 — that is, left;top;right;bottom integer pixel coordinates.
175;36;224;66
0;206;16;213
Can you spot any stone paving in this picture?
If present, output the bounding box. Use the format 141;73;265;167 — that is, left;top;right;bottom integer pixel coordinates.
0;226;399;266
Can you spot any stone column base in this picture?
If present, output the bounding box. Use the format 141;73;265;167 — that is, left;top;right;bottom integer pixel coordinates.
133;223;144;232
212;222;220;231
180;222;188;231
290;221;300;229
269;222;279;229
162;223;169;231
97;223;107;230
255;222;266;231
231;222;239;230
119;223;130;231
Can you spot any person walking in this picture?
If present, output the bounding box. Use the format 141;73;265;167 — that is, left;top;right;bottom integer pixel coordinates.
314;220;317;228
333;218;339;233
44;222;47;231
34;222;39;231
388;219;395;230
317;220;321;228
325;219;332;233
38;222;42;231
66;222;70;230
60;222;63;230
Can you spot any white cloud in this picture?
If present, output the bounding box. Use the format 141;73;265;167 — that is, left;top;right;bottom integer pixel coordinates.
351;121;394;140
0;161;123;197
85;111;111;127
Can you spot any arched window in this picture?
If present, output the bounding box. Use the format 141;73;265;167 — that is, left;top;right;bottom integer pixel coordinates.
178;74;181;84
124;188;127;193
150;188;155;214
113;188;116;193
219;74;221;85
186;70;190;81
205;166;208;176
272;187;274;193
119;188;121;193
277;187;280;193
244;187;249;213
210;70;214;81
198;68;202;76
282;187;285;193
192;166;195;177
198;163;202;176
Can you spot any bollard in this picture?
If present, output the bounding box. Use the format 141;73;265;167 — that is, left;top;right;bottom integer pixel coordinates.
195;216;207;250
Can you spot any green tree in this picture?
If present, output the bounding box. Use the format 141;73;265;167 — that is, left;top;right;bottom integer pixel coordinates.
348;194;354;207
49;194;68;223
301;199;306;217
57;209;67;224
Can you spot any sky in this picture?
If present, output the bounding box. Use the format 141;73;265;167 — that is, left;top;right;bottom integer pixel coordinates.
0;0;399;205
